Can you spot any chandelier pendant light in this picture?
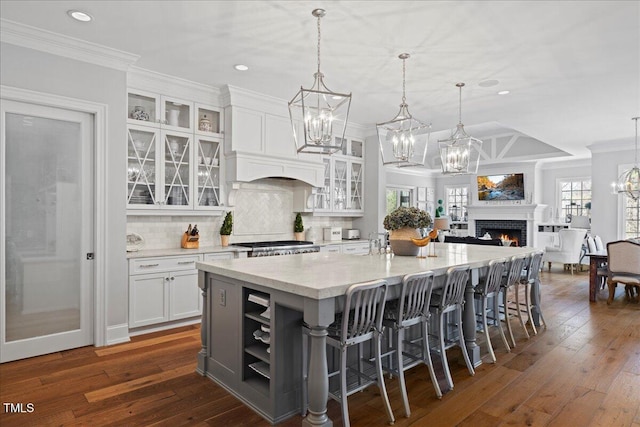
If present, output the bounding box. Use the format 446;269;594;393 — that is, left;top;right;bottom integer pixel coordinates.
288;8;352;155
613;117;640;201
438;83;482;175
376;53;430;166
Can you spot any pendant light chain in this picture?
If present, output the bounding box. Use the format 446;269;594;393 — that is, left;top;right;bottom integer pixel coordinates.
316;13;322;76
634;117;638;165
402;55;407;105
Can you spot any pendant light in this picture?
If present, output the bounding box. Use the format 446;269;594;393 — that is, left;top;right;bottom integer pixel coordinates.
438;83;482;175
376;53;430;166
288;9;351;155
613;117;640;201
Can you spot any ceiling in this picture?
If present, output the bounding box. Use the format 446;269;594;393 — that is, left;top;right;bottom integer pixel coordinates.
1;0;639;165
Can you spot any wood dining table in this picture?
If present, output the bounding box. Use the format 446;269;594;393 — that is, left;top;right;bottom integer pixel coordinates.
586;251;607;302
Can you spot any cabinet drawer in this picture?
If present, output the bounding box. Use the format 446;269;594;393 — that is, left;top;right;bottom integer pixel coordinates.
320;244;342;253
203;252;235;262
342;242;370;255
130;255;202;275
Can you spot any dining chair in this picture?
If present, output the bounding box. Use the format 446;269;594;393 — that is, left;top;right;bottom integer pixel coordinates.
429;265;475;390
501;254;528;347
382;271;440;418
301;279;394;427
606;240;640;304
473;258;509;363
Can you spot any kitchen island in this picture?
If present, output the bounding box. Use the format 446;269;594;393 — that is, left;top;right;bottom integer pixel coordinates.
196;243;538;426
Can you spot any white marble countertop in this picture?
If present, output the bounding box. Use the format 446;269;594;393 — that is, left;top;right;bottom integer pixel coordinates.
126;245;250;259
196;243;535;300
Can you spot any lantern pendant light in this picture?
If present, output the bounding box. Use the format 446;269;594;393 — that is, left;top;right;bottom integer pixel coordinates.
376;53;431;166
438;83;482;175
288;8;352;155
613;117;640;201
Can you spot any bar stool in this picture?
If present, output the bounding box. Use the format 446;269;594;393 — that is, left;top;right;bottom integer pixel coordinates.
473;258;509;363
502;254;528;347
429;265;475;390
301;279;394;427
382;271;440;418
518;251;547;334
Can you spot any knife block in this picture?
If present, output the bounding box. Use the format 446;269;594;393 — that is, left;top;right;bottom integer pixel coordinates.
181;232;199;249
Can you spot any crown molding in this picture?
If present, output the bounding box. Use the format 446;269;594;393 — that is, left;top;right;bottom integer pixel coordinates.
588;139;637;154
0;18;139;71
128;66;221;105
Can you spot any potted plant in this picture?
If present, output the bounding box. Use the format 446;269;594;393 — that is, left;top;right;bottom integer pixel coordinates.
383;206;432;256
294;213;305;241
220;211;233;247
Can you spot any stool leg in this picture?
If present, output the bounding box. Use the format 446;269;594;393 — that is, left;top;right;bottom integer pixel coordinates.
396;326;410;417
503;287;516;348
339;345;350;427
457;306;475;376
514;283;530;339
375;332;395;425
494;294;511;353
438;312;454;389
422;320;442;399
524;282;537;335
481;296;496;363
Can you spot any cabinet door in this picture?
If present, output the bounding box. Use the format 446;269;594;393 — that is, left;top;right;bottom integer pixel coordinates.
161;130;192;209
127;125;160;208
169;270;201;319
195;103;222;137
127;89;160;126
161;95;193;133
129;272;169;328
349;160;363;211
195;135;222;209
333;159;348;211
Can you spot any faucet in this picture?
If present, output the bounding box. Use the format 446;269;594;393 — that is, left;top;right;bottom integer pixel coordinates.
368;232;379;256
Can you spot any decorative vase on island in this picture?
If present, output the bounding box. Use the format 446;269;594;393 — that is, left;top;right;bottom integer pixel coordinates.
389;227;421;256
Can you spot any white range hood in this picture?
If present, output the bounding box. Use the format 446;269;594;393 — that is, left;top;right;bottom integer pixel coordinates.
225;151;324;188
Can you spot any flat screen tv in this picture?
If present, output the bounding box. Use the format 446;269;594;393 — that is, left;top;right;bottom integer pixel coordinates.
477;173;525;201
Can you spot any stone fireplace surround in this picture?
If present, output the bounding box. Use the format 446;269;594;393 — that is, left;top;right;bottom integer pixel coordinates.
466;204;547;249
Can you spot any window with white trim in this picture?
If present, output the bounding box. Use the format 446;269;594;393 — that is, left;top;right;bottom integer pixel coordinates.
623;196;640;239
386;187;413;215
559;179;591;221
445;186;469;222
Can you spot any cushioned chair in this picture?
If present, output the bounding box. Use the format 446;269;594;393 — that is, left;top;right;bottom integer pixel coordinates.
606;240;640;304
543;228;588;274
473;259;510;363
301;280;395;427
382;271;441;417
581;235;608;286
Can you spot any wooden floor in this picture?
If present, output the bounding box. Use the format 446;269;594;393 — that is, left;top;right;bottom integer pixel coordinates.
1;268;639;427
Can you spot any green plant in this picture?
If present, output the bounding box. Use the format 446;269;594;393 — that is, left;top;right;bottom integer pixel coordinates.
294;213;304;233
436;199;445;218
220;212;233;235
383;207;432;231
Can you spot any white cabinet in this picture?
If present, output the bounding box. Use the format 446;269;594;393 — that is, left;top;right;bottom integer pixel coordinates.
319;244;342;253
341;242;369;255
203;252;235;261
297;137;364;216
129;254;202;328
127;89;225;213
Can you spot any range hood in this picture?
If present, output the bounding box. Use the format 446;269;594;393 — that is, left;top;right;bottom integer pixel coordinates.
225;151;325;187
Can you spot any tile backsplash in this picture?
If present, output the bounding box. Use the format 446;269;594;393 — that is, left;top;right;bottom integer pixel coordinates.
126;179;353;249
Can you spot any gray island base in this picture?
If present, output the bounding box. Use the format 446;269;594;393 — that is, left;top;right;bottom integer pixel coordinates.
196;243;539;426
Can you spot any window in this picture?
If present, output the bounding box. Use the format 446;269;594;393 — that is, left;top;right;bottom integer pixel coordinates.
386;187;412;215
623;196;640;239
445;186;469;222
559;179;591;221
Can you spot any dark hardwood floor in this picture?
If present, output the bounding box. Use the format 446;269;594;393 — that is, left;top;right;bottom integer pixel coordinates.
1;267;639;426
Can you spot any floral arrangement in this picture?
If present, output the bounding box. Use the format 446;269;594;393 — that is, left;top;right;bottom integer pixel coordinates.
383;206;432;231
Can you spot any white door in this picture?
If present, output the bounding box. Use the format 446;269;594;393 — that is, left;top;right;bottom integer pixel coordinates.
1;100;94;363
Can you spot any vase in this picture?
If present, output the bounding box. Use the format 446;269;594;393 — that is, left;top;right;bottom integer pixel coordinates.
389;227;421;256
220;235;230;247
294;231;305;241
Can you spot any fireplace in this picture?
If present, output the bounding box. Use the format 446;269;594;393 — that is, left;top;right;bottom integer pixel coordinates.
476;220;527;247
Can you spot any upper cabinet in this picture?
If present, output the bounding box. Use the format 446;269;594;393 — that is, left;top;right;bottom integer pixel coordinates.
127;88;225;214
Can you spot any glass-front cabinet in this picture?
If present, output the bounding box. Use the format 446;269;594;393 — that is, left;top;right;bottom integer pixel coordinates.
301;137;364;215
126;89;223;212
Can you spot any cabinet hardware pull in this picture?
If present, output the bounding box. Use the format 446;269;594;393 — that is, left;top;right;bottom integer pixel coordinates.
177;261;194;264
140;263;159;267
170;277;175;280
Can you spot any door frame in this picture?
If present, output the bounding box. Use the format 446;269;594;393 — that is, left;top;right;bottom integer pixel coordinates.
1;85;108;347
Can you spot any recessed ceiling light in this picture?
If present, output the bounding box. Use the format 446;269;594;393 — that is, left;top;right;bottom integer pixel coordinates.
67;10;93;22
497;90;510;95
478;79;500;87
234;64;249;71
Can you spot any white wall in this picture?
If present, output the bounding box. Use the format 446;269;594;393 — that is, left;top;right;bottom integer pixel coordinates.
538;159;590;220
1;43;128;336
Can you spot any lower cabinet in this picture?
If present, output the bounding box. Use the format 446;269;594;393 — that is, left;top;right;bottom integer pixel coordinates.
341;241;370;255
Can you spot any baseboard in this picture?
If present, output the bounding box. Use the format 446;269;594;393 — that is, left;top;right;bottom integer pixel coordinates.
105;323;131;346
128;317;201;337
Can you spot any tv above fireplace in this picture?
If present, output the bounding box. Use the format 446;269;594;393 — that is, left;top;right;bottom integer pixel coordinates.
477;173;525;201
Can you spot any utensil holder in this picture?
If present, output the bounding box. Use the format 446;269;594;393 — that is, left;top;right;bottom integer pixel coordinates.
181;232;199;249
